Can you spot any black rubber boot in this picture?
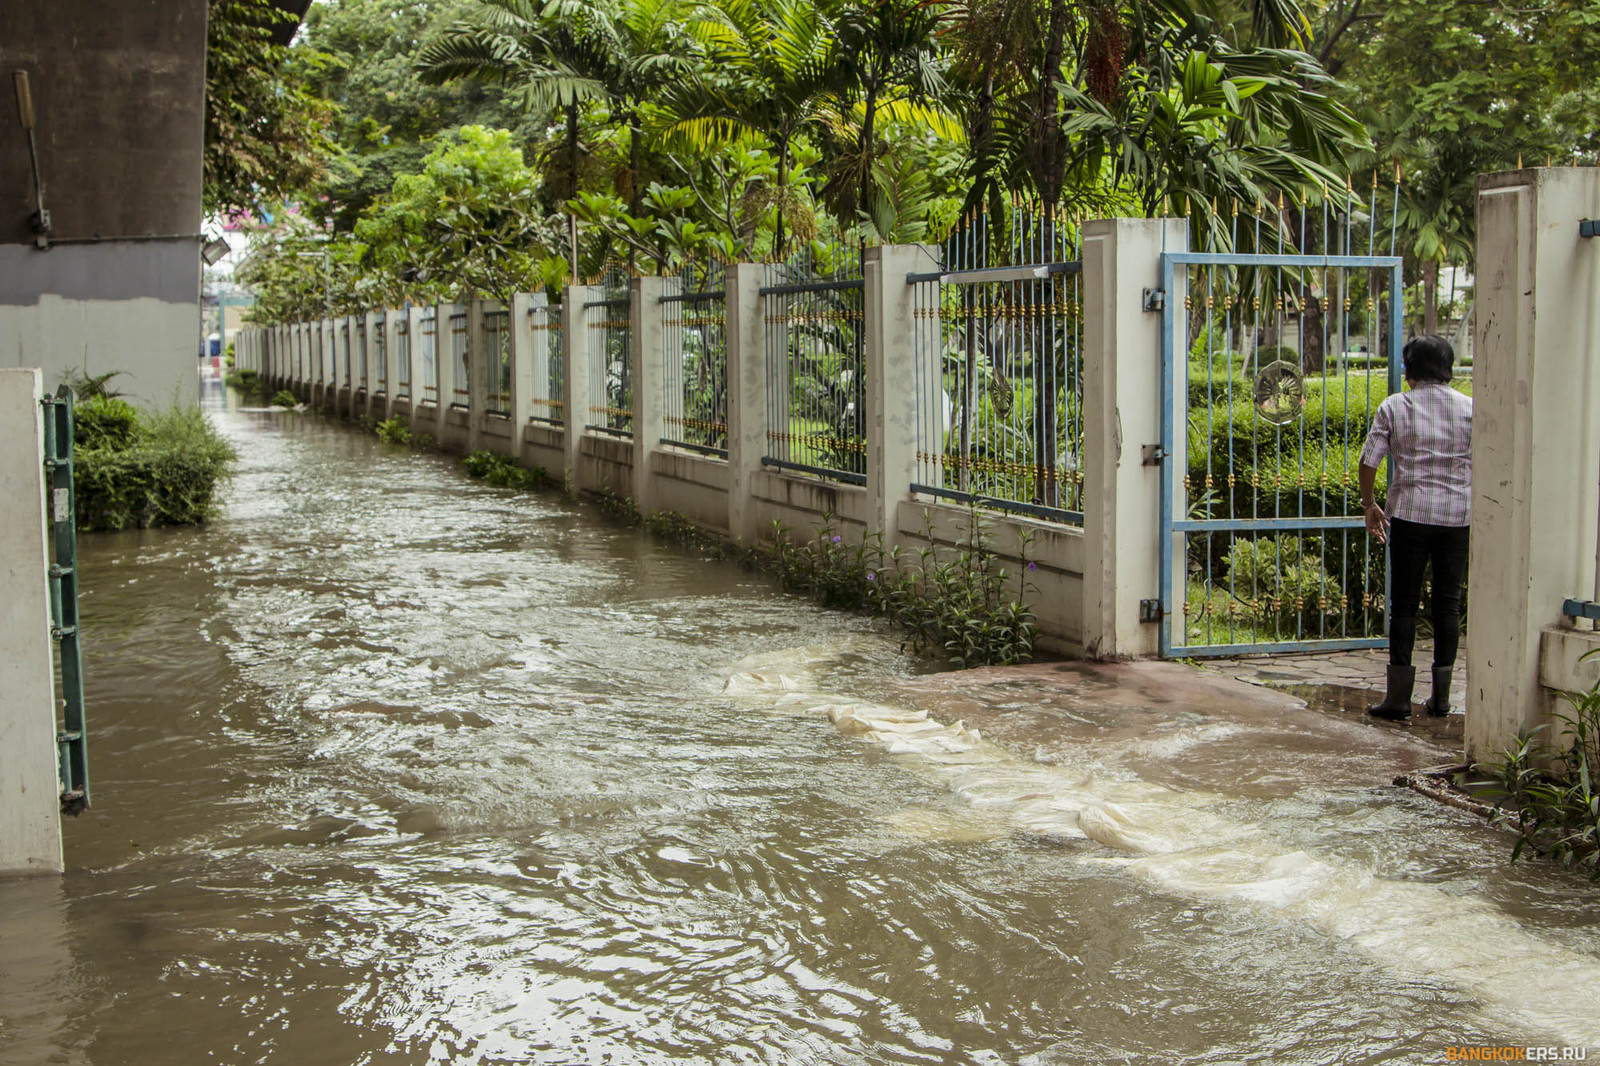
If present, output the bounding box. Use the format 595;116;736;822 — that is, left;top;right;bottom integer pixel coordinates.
1424;665;1453;716
1367;664;1416;721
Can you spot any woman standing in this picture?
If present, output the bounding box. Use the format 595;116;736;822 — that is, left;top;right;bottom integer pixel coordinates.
1358;335;1473;720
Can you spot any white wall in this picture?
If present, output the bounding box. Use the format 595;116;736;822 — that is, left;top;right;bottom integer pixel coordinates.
0;368;63;876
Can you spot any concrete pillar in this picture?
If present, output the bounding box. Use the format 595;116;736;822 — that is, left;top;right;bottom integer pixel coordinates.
864;244;939;543
632;276;667;513
316;319;330;406
1080;217;1189;659
406;305;427;433
725;264;768;545
511;292;541;427
467;298;489;452
382;309;401;419
1467;167;1600;761
436;301;459;441
562;285;598;487
363;310;380;417
0;369;63;877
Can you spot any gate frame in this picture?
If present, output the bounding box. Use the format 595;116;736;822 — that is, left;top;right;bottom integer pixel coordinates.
1157;250;1405;658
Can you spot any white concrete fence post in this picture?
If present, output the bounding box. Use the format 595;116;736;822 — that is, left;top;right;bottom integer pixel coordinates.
725;263;768;546
363;310;380;418
562;285;598;488
511;292;539;429
864;244;939;547
435;300;458;442
0;368;63;876
1080;217;1188;659
406;305;427;435
1468;167;1600;762
382;308;402;421
467;297;490;453
632;276;668;514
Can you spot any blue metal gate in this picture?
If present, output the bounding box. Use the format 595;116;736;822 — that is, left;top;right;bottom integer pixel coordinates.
1158;248;1404;657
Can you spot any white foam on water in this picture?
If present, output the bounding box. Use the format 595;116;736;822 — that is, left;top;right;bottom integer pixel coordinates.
724;652;1600;1047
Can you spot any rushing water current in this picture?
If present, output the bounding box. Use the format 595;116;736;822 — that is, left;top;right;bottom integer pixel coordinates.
4;390;1600;1066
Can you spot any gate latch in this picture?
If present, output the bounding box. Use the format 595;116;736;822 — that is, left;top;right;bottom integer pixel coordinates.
1139;599;1163;623
1142;287;1165;312
1141;444;1165;466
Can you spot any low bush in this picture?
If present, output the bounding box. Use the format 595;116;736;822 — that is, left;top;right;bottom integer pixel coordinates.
374;417;412;444
462;449;552;490
270;390;299;408
1474;653;1600;880
643;510;726;555
1224;535;1346;634
75;404;237;531
74;396;142;452
774;509;1038;667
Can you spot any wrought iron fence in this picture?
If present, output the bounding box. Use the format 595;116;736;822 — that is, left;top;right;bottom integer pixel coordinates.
529;301;564;425
420;310;439;404
761;244;866;483
587;271;632;437
449;311;469;408
483;308;511;416
909;216;1085;522
395;316;411;399
662;260;728;457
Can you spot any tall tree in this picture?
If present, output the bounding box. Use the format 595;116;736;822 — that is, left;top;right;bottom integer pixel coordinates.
1325;0;1600;331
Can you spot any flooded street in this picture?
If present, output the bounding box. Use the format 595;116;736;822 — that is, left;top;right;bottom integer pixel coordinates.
4;391;1600;1065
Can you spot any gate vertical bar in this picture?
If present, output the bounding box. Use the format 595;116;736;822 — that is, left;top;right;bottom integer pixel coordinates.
1158;253;1178;658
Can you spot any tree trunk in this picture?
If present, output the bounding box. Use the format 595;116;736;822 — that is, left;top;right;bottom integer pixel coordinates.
1301;292;1325;372
566;103;581;202
775;135;789;257
1033;0;1069;206
628;110;643;218
1422;259;1439;335
858;79;879;223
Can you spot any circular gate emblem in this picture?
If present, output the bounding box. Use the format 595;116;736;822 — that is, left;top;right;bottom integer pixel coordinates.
1253;359;1305;425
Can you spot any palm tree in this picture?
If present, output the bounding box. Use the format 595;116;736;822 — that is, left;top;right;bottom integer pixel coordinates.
417;0;695;218
668;0;841;254
809;0;952;230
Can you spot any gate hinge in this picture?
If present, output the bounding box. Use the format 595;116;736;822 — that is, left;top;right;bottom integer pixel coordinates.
1139;599;1164;623
1141;444;1166;466
1142;287;1166;312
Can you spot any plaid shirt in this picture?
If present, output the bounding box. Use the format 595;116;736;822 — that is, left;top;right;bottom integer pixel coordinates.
1359;382;1473;527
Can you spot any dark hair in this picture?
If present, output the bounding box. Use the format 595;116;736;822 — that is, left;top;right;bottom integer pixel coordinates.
1401;335;1454;384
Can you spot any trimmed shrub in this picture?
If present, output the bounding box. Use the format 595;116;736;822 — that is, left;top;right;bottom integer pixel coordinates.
1225;535;1346;634
75;405;237;531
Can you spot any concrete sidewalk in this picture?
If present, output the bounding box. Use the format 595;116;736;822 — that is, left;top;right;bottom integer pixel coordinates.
1196;642;1465;708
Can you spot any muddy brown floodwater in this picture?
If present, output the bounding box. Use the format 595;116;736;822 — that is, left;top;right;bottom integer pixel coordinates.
3;387;1600;1065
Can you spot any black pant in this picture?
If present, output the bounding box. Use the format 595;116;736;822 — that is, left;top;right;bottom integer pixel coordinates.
1389;517;1470;668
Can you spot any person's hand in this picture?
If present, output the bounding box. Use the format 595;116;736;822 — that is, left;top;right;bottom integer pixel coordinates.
1364;501;1388;543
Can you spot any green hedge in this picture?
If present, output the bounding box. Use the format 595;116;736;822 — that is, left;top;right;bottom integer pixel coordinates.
1187;374;1389;486
75;405;237;531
